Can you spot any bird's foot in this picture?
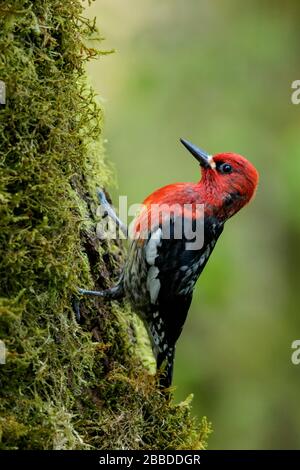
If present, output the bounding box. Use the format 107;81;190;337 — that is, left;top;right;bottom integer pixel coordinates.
78;284;123;299
78;287;107;297
73;284;124;323
97;188;128;237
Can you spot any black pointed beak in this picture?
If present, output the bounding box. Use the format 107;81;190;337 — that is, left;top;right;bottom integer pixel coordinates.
180;138;212;168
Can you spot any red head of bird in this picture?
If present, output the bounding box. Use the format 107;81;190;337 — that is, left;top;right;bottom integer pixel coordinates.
134;139;259;238
180;138;259;221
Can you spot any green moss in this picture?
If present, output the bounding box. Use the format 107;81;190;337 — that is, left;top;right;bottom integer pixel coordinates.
0;0;211;450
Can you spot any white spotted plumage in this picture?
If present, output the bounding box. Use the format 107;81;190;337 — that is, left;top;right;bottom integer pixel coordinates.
145;228;162;265
146;265;160;304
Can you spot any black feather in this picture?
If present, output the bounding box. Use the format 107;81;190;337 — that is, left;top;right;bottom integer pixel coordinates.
149;216;223;387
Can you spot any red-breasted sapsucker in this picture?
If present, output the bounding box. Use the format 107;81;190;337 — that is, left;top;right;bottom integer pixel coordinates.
79;139;259;388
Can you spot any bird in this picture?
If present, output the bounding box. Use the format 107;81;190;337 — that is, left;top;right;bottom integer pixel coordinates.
79;138;259;389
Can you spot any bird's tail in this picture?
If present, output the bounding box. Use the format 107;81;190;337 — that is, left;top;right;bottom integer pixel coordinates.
157;347;175;389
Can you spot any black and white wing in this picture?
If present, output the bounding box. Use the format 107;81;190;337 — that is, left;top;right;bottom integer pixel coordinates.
144;216;223;386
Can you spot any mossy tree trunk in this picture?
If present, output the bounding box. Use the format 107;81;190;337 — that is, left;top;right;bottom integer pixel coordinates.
0;0;210;450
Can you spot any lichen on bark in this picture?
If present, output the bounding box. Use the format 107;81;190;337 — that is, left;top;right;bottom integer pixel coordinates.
0;0;211;450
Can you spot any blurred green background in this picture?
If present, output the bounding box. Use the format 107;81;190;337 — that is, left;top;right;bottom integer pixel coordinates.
86;0;300;449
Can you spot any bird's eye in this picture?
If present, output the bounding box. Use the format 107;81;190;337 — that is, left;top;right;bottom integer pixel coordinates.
219;163;232;174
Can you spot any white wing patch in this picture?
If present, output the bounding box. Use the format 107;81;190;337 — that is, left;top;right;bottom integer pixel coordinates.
146;266;161;304
145;228;162;265
145;228;162;304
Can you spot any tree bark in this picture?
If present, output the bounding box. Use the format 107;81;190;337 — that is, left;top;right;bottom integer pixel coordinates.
0;0;210;450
